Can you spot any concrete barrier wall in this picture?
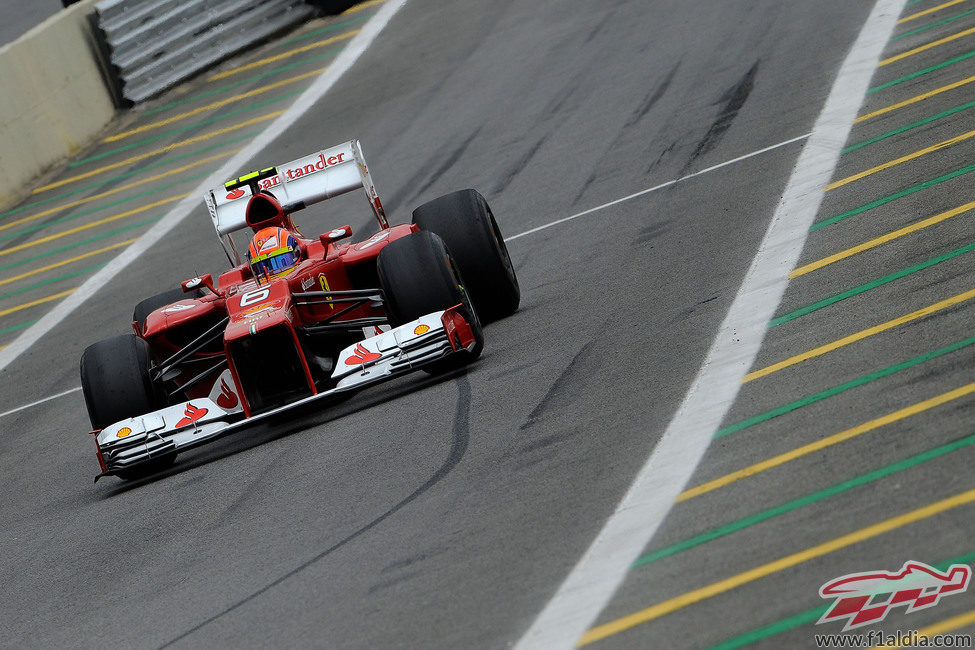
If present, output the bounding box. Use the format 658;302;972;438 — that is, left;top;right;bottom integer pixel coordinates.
0;0;115;207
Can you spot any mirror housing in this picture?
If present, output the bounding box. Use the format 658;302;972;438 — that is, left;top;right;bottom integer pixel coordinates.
182;273;220;296
320;225;352;246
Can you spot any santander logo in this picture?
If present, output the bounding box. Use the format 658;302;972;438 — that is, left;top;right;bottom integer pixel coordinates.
283;152;346;181
175;403;208;427
226;188;245;200
216;379;239;410
344;343;381;366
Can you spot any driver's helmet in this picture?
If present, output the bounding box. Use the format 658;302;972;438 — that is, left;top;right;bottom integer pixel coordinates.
247;226;302;279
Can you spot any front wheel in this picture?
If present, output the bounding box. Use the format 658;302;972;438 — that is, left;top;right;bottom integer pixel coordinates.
377;231;483;366
80;334;176;479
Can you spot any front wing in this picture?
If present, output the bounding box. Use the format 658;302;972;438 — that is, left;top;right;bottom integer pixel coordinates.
93;306;478;480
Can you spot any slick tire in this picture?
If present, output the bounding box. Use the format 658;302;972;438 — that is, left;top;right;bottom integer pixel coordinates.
377;231;483;367
133;287;203;333
412;189;519;323
80;334;176;479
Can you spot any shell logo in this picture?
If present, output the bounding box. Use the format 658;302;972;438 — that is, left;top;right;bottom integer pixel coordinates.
116;427;132;438
414;324;430;336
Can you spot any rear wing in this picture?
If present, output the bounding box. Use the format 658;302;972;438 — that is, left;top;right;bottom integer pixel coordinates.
204;140;388;263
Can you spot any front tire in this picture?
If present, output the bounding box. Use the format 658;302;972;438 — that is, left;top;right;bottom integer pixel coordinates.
80;334;176;479
412;189;519;322
377;231;483;365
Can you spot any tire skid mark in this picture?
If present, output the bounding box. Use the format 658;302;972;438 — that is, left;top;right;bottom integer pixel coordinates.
382;127;481;215
681;60;759;174
159;375;472;648
518;339;597;431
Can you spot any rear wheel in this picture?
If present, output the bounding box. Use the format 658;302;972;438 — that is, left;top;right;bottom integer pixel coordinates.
412;189;519;322
377;231;483;367
133;287;203;333
80;334;176;479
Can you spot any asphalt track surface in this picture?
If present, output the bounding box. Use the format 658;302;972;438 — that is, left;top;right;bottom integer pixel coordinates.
1;0;974;647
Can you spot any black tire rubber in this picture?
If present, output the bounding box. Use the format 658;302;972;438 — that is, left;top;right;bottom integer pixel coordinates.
377;231;483;364
133;287;202;332
306;0;357;15
412;189;519;322
80;334;176;479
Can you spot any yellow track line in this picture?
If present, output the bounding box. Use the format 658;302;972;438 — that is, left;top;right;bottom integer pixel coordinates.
0;239;136;288
579;486;975;646
880;25;975;65
105;69;324;142
744;287;975;382
679;381;975;501
0;196;185;259
899;0;969;23
343;0;387;14
0;288;76;318
792;199;975;278
2;149;238;233
208;30;357;82
826;129;975;190
32;111;283;194
855;74;975;122
870;608;975;649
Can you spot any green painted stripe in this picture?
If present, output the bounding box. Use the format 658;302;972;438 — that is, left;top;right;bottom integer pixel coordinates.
272;14;368;49
0;217;161;273
708;550;975;649
144;47;344;116
868;49;975;93
0;262;106;302
715;335;975;439
894;8;975;40
0;320;36;336
633;432;975;568
842;100;975;154
0;134;257;222
0;171;211;243
69;92;299;167
812;160;975;229
770;241;975;326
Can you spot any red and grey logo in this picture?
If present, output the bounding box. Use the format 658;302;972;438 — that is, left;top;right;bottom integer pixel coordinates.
344;343;381;366
216;379;238;410
818;561;971;631
175;403;209;428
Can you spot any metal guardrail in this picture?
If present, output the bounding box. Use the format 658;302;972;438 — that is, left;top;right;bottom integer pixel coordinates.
90;0;315;104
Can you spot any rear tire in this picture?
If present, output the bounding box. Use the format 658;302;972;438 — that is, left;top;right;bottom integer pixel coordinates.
377;231;483;367
412;189;519;322
80;334;176;479
133;287;203;333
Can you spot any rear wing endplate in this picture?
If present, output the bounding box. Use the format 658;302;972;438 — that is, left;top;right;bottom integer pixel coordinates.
204;139;388;240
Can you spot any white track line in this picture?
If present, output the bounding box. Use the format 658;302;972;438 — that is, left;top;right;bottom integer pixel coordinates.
514;0;908;647
505;132;810;242
0;0;410;377
0;386;82;419
0;134;808;420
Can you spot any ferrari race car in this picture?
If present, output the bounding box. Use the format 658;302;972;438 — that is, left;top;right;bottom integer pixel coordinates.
80;140;519;480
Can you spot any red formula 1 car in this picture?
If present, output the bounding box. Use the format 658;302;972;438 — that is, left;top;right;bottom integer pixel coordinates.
81;140;519;480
